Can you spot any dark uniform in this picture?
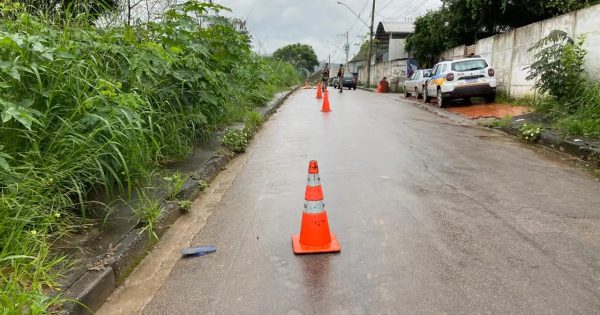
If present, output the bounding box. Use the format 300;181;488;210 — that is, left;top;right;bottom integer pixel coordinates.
322;65;329;91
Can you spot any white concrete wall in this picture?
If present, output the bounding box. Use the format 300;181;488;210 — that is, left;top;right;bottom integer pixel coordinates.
440;3;600;97
389;39;409;60
357;59;408;88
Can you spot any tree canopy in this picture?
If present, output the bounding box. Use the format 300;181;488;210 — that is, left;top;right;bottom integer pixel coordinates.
272;43;319;74
406;0;600;65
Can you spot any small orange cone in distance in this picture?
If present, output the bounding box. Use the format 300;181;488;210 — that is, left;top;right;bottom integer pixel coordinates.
376;84;382;93
316;82;322;99
321;90;331;112
292;160;340;254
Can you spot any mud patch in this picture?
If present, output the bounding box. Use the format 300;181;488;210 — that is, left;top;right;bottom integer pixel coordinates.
447;104;531;119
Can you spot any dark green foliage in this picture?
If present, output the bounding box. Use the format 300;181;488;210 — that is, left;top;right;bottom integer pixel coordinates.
406;0;600;65
406;9;457;66
527;30;586;100
0;1;298;311
272;43;319;75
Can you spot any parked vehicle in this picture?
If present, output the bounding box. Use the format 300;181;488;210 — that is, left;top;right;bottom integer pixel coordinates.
329;77;338;87
423;57;496;108
341;73;357;90
403;69;432;98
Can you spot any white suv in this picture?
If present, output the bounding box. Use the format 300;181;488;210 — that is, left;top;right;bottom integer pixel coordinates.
423;57;497;108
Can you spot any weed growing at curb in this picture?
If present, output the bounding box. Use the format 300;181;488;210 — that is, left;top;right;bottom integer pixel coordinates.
198;180;209;191
491;115;512;128
134;189;163;241
519;123;542;143
163;172;186;200
223;129;250;153
177;200;193;213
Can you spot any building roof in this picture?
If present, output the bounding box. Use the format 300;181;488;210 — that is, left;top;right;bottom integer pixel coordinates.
375;20;414;41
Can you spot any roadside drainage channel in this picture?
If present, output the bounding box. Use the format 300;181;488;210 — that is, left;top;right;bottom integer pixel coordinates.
498;118;600;168
362;86;600;169
60;86;299;315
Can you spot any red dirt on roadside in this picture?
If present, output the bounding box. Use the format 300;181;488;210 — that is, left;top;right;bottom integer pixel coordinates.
447;104;530;119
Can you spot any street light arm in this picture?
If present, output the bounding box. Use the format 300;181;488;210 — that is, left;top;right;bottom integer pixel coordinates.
336;1;370;29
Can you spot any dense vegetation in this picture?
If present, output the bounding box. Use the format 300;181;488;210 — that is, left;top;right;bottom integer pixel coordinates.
0;1;298;312
407;0;600;65
527;31;600;137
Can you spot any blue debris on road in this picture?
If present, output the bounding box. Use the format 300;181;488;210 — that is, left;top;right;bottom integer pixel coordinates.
180;245;216;257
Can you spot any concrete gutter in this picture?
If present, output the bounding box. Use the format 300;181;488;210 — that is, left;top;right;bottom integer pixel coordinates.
61;86;300;314
499;123;600;168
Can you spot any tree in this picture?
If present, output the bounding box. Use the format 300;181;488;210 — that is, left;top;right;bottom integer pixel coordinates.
272;43;319;74
406;9;458;66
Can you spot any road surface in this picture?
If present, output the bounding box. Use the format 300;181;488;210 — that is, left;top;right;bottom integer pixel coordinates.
100;88;600;314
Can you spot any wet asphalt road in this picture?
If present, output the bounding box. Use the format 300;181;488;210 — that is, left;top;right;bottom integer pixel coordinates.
119;89;600;314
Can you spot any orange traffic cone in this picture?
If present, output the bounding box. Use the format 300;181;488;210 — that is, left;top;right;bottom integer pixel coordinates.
376;84;382;93
321;90;331;112
316;83;322;99
292;160;340;254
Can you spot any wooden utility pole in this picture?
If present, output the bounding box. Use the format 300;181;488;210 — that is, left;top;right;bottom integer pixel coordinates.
366;0;375;87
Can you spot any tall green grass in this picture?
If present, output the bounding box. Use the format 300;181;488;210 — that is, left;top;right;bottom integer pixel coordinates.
0;1;298;311
535;80;600;137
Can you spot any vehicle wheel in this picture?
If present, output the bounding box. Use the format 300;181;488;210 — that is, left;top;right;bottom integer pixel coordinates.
404;86;410;98
484;93;496;103
437;89;447;108
423;88;432;103
353;86;356;90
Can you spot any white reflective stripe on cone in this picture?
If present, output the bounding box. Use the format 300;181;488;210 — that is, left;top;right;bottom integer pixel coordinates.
304;200;325;213
306;174;321;187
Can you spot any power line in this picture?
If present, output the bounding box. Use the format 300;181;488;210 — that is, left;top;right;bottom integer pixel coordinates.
385;0;430;19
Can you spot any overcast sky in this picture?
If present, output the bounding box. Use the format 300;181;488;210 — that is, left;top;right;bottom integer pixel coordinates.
215;0;442;64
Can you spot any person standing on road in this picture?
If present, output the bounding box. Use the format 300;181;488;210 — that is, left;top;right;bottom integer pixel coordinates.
337;65;345;93
322;63;330;92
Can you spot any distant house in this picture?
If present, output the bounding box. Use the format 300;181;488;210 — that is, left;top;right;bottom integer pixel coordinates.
352;19;415;88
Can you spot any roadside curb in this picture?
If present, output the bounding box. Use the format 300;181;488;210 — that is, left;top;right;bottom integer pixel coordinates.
61;86;299;314
499;124;600;167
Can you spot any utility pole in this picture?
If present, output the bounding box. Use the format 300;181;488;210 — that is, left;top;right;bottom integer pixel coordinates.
366;0;375;87
344;31;349;68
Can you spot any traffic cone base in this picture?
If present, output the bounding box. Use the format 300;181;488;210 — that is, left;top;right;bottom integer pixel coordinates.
316;84;323;99
292;234;340;254
292;212;340;254
321;91;331;112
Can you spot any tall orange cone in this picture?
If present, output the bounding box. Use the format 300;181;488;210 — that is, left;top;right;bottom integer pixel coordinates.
316;82;323;99
376;84;382;93
292;160;340;254
321;90;331;112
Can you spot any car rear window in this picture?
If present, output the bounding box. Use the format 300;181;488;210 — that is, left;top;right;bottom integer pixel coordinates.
451;59;488;71
343;74;354;79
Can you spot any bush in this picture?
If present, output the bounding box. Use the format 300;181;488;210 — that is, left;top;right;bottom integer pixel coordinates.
527;30;586;101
